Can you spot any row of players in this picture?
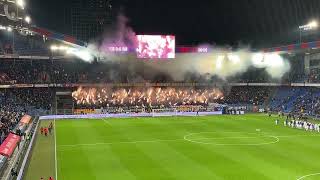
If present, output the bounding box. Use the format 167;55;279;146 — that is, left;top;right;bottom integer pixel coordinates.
275;119;320;132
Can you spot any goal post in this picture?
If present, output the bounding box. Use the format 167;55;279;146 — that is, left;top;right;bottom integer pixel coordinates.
151;108;176;117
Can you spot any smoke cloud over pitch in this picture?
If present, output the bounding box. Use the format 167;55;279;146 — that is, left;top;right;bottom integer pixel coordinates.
80;15;291;82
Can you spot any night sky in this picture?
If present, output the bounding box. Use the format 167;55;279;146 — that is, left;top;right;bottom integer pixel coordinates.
28;0;320;48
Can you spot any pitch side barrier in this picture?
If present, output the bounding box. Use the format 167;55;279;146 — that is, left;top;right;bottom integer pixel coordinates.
39;111;223;120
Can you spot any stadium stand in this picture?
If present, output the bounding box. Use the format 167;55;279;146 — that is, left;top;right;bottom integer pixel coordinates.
0;59;310;84
0;34;49;56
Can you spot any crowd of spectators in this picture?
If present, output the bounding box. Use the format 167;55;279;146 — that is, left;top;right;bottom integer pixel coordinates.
0;92;24;144
307;69;320;83
269;88;300;112
0;60;141;84
0;89;53;114
269;87;320;117
0;107;23;144
0;59;315;85
288;89;320;116
0;60;79;84
10;89;54;110
223;86;272;105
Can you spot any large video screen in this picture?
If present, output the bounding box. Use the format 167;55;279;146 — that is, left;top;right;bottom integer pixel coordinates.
136;35;175;59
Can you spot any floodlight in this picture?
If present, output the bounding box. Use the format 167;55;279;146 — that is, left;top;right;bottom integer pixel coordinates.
25;16;31;24
50;45;58;51
16;0;25;8
308;21;318;28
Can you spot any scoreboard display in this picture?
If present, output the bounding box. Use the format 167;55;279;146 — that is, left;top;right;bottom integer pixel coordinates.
136;35;175;59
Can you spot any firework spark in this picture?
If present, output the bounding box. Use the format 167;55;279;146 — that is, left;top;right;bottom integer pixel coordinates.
72;87;224;107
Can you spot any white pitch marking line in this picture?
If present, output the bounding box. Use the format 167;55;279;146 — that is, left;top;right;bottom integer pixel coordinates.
54;119;58;180
297;173;320;180
183;131;262;140
196;136;279;146
272;134;320;138
183;131;280;146
189;136;274;140
58;138;184;148
103;119;112;126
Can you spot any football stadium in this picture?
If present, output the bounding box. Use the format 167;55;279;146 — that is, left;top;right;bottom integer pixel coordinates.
1;0;320;180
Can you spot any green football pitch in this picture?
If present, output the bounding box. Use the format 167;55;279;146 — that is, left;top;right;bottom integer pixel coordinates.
24;114;320;180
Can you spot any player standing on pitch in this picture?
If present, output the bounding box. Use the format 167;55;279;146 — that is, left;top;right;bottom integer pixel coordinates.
48;122;53;134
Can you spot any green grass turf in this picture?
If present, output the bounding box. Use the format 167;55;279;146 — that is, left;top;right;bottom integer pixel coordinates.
24;121;55;180
25;114;320;180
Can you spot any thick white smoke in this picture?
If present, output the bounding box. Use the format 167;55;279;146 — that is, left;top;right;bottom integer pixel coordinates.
137;49;290;81
73;14;291;81
252;53;291;78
